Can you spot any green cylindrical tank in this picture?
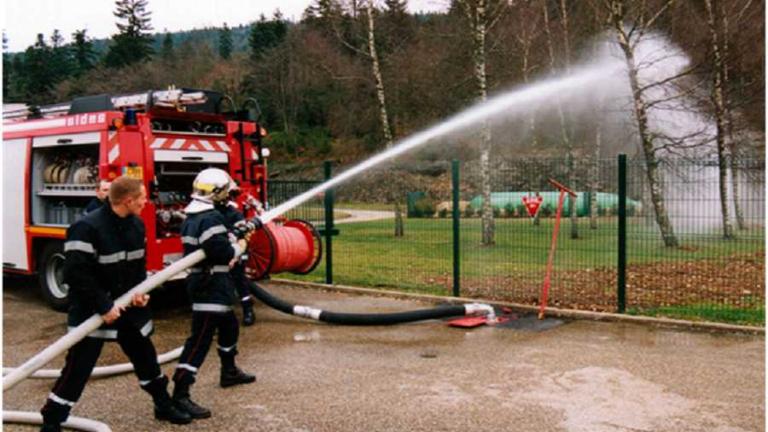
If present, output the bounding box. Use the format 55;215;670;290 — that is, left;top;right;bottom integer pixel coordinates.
469;192;641;217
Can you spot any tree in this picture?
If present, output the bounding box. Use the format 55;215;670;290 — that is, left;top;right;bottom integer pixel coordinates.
219;22;233;59
365;1;394;147
160;32;175;63
249;12;288;59
71;29;97;77
104;0;154;68
456;0;508;246
703;0;734;239
609;0;679;247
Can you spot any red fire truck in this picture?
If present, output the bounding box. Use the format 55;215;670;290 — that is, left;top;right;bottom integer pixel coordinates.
3;89;272;310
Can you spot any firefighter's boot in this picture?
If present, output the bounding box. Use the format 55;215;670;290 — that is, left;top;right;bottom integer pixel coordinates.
172;381;212;419
142;375;192;424
242;302;255;326
39;424;61;432
40;394;70;432
219;351;256;388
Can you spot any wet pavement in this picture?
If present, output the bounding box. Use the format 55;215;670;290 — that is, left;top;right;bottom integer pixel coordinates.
3;275;765;432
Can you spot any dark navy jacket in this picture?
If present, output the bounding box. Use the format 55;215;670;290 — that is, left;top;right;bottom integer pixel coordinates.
217;203;250;296
181;208;237;310
63;204;152;339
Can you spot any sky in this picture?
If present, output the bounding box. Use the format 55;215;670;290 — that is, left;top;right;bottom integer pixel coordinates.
3;0;448;52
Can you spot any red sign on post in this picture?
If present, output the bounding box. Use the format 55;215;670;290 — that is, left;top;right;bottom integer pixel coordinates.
522;195;543;218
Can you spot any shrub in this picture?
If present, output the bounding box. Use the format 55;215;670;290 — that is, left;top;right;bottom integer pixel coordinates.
504;202;517;218
540;203;554;218
464;206;476;218
412;197;436;218
438;208;449;218
492;207;502;218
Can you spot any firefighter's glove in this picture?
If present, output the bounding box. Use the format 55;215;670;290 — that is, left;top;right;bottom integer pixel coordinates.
233;217;263;242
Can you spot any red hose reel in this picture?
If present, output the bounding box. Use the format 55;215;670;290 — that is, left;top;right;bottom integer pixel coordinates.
244;219;323;280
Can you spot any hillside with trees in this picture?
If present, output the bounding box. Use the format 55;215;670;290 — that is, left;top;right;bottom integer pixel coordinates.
3;0;764;169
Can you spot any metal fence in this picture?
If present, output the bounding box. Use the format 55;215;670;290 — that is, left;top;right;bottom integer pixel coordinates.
269;156;765;325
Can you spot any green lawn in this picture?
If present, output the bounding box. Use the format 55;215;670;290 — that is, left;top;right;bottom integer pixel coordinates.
281;216;764;324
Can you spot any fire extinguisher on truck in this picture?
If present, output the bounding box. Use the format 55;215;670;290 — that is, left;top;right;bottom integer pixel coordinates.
2;89;322;310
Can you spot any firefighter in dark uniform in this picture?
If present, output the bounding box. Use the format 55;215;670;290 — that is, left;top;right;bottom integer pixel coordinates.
172;168;258;419
39;176;191;432
217;183;256;326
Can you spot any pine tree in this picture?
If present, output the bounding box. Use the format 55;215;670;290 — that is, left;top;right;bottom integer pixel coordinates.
160;32;175;62
23;34;56;104
49;29;73;83
219;22;233;59
249;11;287;59
104;0;155;68
71;29;97;77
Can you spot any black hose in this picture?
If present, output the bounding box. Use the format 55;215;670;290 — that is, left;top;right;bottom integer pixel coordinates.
249;282;469;326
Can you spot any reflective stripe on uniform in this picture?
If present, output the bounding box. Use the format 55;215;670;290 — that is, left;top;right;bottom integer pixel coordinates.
176;363;198;373
64;241;95;254
189;266;230;274
126;249;145;260
182;236;199;245
98;249;145;264
140;320;154;336
199;225;227;243
48;392;76;407
192;303;232;312
139;373;164;387
218;344;237;353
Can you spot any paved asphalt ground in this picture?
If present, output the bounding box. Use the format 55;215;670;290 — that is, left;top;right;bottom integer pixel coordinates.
3;276;765;432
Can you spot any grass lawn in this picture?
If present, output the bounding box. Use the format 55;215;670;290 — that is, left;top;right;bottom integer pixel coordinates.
281;216;764;325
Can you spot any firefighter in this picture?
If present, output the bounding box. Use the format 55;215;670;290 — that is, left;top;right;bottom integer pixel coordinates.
217;183;257;326
39;176;191;432
84;179;111;214
171;168;259;419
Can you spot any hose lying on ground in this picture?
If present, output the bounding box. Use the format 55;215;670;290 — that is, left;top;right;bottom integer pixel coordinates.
3;411;110;432
249;281;497;325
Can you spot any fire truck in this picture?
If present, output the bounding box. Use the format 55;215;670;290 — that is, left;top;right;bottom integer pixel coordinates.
2;89;317;311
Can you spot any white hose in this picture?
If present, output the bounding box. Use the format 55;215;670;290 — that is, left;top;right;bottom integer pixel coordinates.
3;411;111;432
2;347;182;379
2;250;207;392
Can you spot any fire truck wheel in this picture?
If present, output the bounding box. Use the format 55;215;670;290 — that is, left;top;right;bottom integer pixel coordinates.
38;242;69;312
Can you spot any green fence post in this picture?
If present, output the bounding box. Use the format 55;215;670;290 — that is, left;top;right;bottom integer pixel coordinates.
452;159;460;297
324;161;334;285
617;154;627;313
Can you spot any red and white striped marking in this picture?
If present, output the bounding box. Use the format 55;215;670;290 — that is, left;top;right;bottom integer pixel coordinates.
148;137;230;152
107;131;120;163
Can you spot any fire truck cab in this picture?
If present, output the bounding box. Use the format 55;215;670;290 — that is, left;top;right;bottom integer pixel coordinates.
2;89;269;310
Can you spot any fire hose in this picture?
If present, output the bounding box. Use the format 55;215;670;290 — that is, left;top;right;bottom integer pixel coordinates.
3;235;496;431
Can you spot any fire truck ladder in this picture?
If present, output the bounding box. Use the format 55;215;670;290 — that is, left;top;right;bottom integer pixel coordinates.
2;89;208;121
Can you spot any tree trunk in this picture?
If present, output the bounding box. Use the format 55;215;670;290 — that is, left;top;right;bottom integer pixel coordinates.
543;0;578;238
462;0;495;245
590;123;601;229
704;0;735;240
719;1;746;230
611;1;678;247
366;2;394;148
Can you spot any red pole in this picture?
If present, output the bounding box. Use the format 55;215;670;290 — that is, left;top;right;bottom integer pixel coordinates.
538;178;577;320
538;190;566;319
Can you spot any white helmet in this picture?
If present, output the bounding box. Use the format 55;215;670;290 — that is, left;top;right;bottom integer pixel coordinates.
185;168;233;214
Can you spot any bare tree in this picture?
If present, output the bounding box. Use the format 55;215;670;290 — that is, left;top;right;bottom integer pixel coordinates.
703;0;734;239
609;0;679;247
366;1;395;147
719;0;754;230
542;0;579;238
457;0;507;246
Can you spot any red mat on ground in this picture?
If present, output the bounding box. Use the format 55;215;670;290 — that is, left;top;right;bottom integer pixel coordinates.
447;315;512;328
